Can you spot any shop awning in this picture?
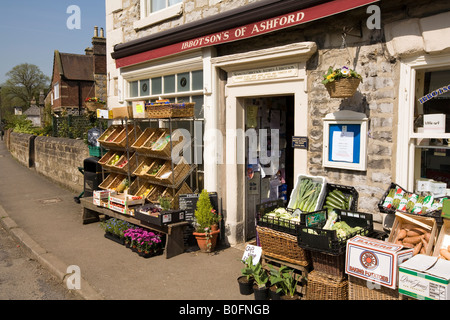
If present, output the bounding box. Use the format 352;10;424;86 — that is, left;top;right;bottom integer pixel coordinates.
113;0;379;68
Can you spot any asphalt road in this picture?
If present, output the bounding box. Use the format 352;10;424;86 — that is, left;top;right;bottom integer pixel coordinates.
0;223;82;300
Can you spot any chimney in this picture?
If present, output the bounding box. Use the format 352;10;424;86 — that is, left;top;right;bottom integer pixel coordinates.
85;47;93;55
92;26;106;74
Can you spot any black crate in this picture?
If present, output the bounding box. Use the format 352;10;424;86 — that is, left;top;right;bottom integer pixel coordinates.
256;200;299;236
322;183;359;211
378;182;444;223
377;182;408;214
296;209;373;256
134;205;186;226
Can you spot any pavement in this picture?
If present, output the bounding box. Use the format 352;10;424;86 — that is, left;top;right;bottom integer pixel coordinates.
0;140;253;301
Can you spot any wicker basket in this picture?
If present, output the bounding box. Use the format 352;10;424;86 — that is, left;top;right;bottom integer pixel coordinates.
325;77;361;98
85;101;106;112
310;251;347;280
306;271;348;300
257;226;310;267
349;275;399;300
146;102;195;119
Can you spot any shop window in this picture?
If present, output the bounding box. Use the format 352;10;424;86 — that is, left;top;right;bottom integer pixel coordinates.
151;77;162;95
177;72;190;92
130;81;139;97
140;79;150;96
413;68;450;188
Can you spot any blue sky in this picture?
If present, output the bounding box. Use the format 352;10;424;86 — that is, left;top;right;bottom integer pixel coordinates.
0;0;106;84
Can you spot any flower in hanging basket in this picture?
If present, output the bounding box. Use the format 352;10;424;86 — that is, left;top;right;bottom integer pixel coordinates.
85;97;106;104
322;66;362;98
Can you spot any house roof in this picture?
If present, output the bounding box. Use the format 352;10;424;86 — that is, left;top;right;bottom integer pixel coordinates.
54;50;94;82
24;104;41;116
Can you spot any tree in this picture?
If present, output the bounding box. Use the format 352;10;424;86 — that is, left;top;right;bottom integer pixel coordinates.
2;63;49;109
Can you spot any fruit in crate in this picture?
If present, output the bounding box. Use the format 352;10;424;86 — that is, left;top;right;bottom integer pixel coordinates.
109;154;121;166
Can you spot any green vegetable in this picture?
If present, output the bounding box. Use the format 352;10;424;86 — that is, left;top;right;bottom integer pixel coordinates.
291;178;322;212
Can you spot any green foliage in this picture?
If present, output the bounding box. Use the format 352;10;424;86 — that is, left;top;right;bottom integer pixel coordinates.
268;265;299;297
194;189;214;232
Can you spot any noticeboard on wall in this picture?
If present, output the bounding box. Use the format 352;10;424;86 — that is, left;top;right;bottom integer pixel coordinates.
322;111;368;171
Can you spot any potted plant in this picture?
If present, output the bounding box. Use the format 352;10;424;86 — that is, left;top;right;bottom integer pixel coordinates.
85;97;106;111
252;262;269;300
100;218;134;245
210;208;222;231
192;189;220;253
269;265;301;300
237;256;256;295
322;66;362;98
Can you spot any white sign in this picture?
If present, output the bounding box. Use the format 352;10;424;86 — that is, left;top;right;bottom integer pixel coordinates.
332;130;354;163
241;244;262;265
231;64;298;83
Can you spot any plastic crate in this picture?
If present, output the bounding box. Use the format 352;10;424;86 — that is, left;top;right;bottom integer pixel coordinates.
88;145;107;157
296;209;373;256
322;183;359;211
378;182;444;222
256;200;297;235
134;205;186;226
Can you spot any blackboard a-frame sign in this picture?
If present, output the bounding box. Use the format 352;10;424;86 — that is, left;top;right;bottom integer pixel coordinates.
178;192;219;222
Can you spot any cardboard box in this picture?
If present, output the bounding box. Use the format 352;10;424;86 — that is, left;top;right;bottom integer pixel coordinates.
97;109;113;119
423;113;446;133
399;254;450;300
416;179;432;193
109;193;145;215
431;181;447;197
132;101;146;119
346;235;413;289
111;106;132;119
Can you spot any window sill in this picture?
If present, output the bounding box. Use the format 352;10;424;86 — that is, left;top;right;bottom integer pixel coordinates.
134;2;183;31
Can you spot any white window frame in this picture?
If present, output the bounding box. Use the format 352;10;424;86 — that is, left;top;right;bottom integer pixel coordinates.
134;0;183;30
396;54;450;191
53;82;60;100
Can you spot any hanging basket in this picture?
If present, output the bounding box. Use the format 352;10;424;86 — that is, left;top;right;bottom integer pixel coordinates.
325;77;361;98
85;101;106;112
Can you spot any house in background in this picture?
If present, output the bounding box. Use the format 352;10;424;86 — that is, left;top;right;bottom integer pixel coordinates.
24;97;42;127
50;27;106;115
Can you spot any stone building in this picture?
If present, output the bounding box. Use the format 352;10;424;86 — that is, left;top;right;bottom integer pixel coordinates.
50;27;107;115
106;0;450;246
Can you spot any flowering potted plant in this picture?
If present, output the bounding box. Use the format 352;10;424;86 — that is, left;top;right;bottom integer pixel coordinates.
85;96;106;111
192;189;220;253
100;218;134;245
210;208;222;231
123;227;164;258
322;66;362;98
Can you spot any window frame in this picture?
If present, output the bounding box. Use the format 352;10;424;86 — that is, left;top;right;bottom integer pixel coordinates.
396;54;450;191
134;0;183;30
53;82;60;100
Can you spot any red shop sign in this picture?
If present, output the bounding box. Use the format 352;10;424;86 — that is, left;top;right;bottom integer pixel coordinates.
116;0;379;68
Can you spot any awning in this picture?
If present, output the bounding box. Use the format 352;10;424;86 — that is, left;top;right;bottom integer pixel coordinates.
113;0;379;68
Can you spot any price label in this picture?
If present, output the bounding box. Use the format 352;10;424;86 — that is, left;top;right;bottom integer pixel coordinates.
241;244;262;265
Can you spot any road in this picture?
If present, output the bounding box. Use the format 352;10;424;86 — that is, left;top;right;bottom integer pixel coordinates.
0;223;82;300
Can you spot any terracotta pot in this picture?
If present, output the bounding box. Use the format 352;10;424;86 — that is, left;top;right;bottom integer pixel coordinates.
210;224;219;232
193;229;220;253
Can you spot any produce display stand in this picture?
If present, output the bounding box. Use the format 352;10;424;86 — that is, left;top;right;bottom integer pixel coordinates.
82;103;198;258
80;197;188;259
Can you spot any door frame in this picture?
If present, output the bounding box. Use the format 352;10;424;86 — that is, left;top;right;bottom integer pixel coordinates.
210;42;316;245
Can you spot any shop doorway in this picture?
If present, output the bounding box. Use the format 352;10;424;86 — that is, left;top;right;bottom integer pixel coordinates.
244;95;295;240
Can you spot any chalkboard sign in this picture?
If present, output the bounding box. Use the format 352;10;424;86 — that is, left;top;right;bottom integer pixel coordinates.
178;192;219;222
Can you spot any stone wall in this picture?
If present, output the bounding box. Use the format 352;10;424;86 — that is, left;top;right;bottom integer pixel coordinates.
8;132;89;193
8;132;35;168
